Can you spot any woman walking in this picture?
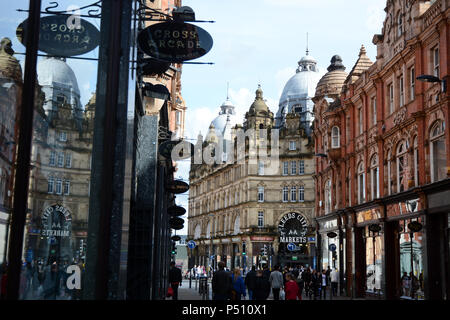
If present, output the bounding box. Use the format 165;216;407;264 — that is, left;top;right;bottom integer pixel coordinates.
231;268;246;301
284;273;301;300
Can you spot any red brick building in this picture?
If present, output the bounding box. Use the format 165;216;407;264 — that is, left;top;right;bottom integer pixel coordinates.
313;0;449;300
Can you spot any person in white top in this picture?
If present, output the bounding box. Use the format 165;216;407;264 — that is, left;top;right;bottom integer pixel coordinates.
330;268;339;296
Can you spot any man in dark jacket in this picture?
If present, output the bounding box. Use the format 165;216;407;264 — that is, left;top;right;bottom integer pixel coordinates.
245;266;257;300
168;261;182;300
253;270;271;300
212;261;232;300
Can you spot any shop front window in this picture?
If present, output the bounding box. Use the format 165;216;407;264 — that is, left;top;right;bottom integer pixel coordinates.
364;225;383;296
399;217;425;300
0;0;137;300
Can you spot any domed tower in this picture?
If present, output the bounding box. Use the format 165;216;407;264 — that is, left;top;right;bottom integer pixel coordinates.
314;55;348;99
244;85;274;130
37;57;83;123
205;96;239;143
275;51;322;135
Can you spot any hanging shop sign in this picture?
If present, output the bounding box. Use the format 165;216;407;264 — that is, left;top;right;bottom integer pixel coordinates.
137;21;213;63
169;217;184;226
16;15;100;56
41;204;72;238
167;205;186;217
368;223;382;233
159;139;194;160
171;235;181;242
407;221;423;233
170;224;184;230
166;180;189;194
327;231;337;238
278;212;308;244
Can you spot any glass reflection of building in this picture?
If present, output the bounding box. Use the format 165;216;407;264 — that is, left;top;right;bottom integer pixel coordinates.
0;37;23;264
25;56;94;268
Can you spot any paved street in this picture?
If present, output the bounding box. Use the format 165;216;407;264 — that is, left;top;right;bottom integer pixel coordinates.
171;278;354;301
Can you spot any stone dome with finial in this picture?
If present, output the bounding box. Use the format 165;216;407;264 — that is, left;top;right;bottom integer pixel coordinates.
315;55;348;98
0;37;23;83
248;84;269;116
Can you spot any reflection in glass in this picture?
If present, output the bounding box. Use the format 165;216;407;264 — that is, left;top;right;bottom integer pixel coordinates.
364;226;383;296
399;218;424;300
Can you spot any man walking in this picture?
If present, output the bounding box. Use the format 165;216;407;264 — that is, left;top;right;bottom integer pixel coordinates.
245;266;257;300
168;261;182;300
330;268;339;297
212;261;232;301
269;265;284;300
320;269;328;300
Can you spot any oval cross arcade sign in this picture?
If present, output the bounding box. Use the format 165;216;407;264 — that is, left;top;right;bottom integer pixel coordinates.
137;22;213;63
17;15;100;57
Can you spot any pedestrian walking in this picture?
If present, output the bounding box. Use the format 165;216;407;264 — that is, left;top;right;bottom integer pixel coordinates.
268;265;284;300
42;262;61;300
310;269;320;300
296;267;305;298
401;272;411;297
212;261;232;301
330;268;339;297
245;266;257;300
303;267;312;298
320;269;329;300
231;268;246;301
285;273;301;300
253;270;270;300
168;261;182;300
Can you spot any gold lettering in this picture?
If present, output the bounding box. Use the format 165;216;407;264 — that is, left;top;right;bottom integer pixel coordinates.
182;31;189;39
167;40;175;48
172;30;180;38
159;40;166;48
176;40;185;49
154;30;162;38
59;24;67;32
190;31;196;39
164;30;171;38
54;34;62;42
63;35;71;43
51;24;58;32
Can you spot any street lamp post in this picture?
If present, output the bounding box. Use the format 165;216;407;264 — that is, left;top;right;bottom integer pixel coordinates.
416;75;447;93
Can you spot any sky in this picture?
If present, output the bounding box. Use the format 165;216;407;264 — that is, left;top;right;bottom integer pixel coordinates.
0;0;387;236
174;0;387;234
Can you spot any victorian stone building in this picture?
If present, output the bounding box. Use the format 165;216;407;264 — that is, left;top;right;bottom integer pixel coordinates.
188;52;320;272
313;0;450;300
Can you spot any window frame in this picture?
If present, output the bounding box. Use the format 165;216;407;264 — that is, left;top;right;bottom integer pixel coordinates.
331;126;340;148
257;186;264;202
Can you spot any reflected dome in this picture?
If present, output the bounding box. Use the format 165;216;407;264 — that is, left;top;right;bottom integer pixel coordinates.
36;57;83;121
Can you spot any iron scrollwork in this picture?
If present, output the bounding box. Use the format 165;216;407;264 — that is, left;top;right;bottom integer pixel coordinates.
43;1;102;18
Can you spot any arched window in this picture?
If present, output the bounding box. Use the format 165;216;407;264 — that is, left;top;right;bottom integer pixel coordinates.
358;162;365;204
206;221;211;239
194;224;201;239
347;168;352;206
370;154;379;200
299;186;305;202
233;216;240;235
324;179;332;214
331;126;340;148
291;186;297;202
387;150;393;195
413;136;419;186
282;186;289;202
397;13;403;37
430;121;446;182
396;141;408;193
